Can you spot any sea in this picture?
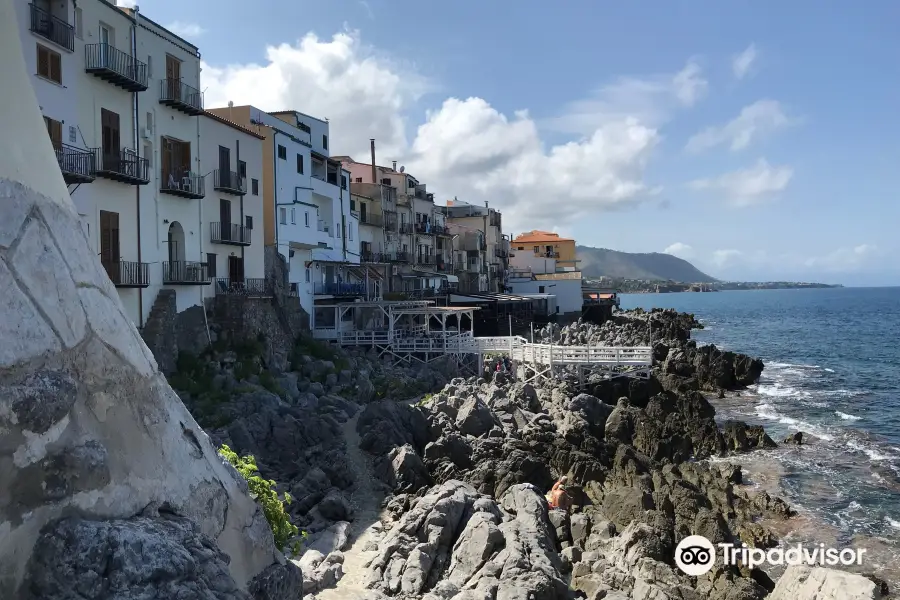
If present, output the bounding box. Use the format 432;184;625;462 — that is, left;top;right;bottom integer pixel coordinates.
621;287;900;584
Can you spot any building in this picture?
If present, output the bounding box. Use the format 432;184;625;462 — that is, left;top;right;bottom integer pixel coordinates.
441;200;508;293
338;154;456;296
208;105;360;324
507;230;583;319
198;111;266;295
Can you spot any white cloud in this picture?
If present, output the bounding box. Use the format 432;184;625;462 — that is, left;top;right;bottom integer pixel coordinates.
686;100;792;153
732;44;758;80
201;31;431;160
663;242;694;258
202;30;674;232
803;244;879;272
672;60;708;106
165;21;206;38
711;249;744;267
359;0;375;20
689;159;793;207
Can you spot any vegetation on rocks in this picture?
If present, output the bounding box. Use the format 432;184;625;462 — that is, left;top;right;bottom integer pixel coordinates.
219;444;304;554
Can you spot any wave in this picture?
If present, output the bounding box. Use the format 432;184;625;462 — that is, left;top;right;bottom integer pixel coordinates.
836;411;862;421
886;517;900;529
768;361;824;370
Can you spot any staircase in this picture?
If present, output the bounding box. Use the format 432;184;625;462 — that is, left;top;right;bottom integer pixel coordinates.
140;289;178;374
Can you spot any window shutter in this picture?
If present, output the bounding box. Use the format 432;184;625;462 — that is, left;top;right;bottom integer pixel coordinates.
49;50;61;83
37;45;49;78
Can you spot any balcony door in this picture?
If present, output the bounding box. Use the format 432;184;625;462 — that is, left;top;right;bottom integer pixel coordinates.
165;54;181;99
220;199;232;242
360;202;367;223
161;137;190;188
228;255;244;284
99;25;110;65
99;210;120;283
101;108;120;169
218;146;230;187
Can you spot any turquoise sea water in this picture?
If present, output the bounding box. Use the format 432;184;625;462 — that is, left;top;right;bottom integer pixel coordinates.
622;287;900;578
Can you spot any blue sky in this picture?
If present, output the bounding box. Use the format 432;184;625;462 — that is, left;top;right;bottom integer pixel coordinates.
137;0;900;285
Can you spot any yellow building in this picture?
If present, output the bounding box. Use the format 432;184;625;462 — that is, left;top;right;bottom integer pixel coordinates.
512;230;579;270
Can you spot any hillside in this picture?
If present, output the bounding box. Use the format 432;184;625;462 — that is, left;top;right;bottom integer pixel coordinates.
577;245;717;282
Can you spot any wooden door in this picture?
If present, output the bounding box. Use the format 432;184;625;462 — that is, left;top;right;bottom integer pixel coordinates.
99;211;120;282
218;145;230;186
228;255;244;283
360;202;367;223
161;137;173;186
44;117;62;148
101;108;119;168
220;199;231;241
165;55;181;99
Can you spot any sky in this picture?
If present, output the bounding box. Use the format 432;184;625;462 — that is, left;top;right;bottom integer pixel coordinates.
130;0;900;286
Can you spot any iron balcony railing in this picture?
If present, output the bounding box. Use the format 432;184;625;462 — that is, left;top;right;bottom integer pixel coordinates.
415;222;436;235
314;282;365;296
163;261;211;284
213;169;246;195
417;255;436;266
213;278;270;296
54;143;96;184
362;252;389;263
432;224;450;236
536;251;560;259
93;148;149;185
399;223;415;235
389;252;410;263
29;3;74;51
358;212;384;227
101;260;149;288
160;171;204;198
159;78;204;115
210;222;251;246
84;43;148;91
436;262;453;273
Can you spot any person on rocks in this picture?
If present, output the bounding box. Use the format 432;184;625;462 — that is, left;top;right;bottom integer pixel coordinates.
547;475;572;513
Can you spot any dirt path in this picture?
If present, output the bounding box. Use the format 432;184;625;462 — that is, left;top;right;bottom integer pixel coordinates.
312;406;388;600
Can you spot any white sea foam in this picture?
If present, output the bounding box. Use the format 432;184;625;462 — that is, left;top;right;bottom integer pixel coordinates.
846;440;895;462
885;517;900;529
836;411;862;421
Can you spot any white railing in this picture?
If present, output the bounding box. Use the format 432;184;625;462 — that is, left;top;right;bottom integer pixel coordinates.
517;343;652;366
340;330;390;345
476;336;527;352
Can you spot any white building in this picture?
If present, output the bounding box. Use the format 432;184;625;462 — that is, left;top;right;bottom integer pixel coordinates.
207;105;360;324
507;246;582;318
198;111;266;297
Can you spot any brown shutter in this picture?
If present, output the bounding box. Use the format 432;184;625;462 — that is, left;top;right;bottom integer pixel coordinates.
37;44;49;78
49;50;61;83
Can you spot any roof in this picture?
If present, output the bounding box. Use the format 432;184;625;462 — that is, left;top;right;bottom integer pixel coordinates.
449;292;534;304
534;271;583;281
202;111;266;140
513;230;574;244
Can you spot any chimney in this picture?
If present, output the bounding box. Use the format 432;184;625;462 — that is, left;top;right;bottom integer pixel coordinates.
370;139;377;184
392;160;397;171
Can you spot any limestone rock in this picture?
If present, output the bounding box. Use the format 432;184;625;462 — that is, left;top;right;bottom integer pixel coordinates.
768;566;882;599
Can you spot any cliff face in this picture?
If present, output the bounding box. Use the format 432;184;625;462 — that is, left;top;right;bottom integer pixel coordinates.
0;3;299;597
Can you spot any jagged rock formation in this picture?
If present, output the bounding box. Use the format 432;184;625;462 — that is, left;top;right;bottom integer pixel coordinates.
0;5;299;597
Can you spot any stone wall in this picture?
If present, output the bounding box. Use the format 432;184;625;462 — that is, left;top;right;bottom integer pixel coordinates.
140;289;178;374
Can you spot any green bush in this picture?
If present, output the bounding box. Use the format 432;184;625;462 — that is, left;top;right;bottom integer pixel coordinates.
219;444;303;554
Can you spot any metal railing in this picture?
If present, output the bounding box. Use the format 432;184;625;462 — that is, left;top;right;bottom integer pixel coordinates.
29;3;74;51
160;171;204;197
163;260;210;284
93;148;149;183
84;43;148;90
389;252;410;263
399;223;415;234
54;143;96;180
432;225;450;236
536;251;560;259
213;278;271;296
159;78;204;113
358;212;384;227
210;222;251;245
314;282;366;295
213;169;246;194
416;255;436;265
101;260;149;287
362;252;389;263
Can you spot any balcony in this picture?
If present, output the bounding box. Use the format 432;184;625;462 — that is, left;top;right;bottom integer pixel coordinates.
93;148;149;185
495;248;509;259
317;220;331;235
213;169;246;195
159;78;204;116
54;143;96;184
101;260;149;288
358;212;384;228
536;251;561;259
213;278;271;297
417;255;437;266
210;222;251;246
160;171;204;199
389;252;410;263
29;3;74;52
432;225;451;236
163;261;210;285
399;223;415;235
436;262;453;273
362;252;389;263
84;43;148;92
415;222;436;236
314;282;365;296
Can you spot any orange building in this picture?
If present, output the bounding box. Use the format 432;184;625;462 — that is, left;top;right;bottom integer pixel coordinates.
512;230;579;270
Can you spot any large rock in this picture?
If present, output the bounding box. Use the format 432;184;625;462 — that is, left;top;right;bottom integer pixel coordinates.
768;566;882;600
0;10;290;596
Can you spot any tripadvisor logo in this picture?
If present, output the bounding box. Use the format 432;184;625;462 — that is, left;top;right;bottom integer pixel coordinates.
674;535;867;576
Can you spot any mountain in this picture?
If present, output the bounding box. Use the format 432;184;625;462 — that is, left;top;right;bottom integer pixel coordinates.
577;245;718;282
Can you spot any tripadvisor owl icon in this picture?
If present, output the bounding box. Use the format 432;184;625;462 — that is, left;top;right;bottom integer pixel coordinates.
675;535;716;576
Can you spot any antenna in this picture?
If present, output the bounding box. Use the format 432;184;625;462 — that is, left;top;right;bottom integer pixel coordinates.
399;165;405;173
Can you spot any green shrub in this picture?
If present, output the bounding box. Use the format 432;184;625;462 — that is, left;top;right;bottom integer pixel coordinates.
259;371;285;397
219;444;303;554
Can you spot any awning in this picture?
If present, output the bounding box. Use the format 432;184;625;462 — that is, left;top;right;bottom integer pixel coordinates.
444;274;459;283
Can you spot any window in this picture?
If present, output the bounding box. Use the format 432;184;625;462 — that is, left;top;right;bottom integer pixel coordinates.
245;215;253;230
251;178;259;195
43;117;62;148
147;55;152;78
238;160;246;178
305;268;311;283
146;111;153;132
341;175;347;189
207;253;217;278
381;178;391;185
296;154;304;174
75;8;83;39
37;44;62;84
304;211;309;227
322;134;328;150
277;145;287;160
350;199;356;211
161;136;191;187
279;207;286;224
290;207;296;224
69;126;77;143
539;286;545;294
355;177;363;183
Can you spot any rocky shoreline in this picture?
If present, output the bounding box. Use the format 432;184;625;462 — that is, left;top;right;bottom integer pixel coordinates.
175;309;885;599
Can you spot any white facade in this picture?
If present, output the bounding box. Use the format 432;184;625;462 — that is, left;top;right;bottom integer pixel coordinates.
199;113;265;298
508;277;582;315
